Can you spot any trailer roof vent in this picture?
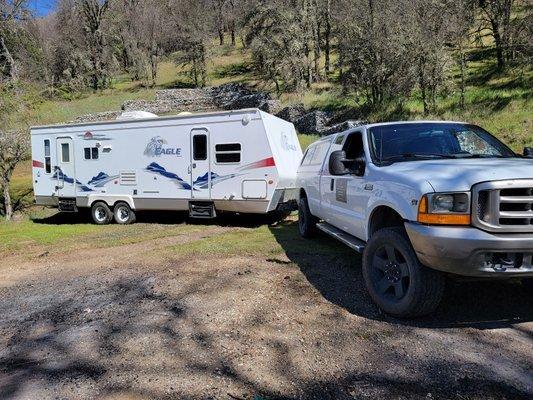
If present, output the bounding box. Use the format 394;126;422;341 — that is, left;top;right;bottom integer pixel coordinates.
119;170;137;186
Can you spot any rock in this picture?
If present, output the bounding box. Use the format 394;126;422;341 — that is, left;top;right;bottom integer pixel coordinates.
122;99;173;114
221;92;271;110
293;110;334;135
275;103;306;123
207;83;254;108
258;99;282;114
72;111;121;123
319;120;367;136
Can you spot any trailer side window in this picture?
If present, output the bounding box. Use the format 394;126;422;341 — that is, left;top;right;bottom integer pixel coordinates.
193;134;207;160
44;139;51;173
84;147;99;160
215;143;241;163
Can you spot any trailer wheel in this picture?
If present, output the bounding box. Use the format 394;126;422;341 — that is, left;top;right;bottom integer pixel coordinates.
91;201;113;225
113;202;136;225
298;196;317;238
362;227;445;318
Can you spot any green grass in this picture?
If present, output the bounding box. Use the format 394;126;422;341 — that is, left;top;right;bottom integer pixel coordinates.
168;221;349;258
0;214;202;254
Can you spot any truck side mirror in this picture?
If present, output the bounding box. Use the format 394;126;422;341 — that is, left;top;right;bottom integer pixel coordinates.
523;147;533;158
329;150;349;175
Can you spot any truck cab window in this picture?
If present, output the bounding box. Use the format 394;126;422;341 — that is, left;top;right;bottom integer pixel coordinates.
343;132;365;176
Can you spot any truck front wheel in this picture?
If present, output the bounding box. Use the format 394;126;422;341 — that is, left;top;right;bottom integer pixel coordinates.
298;196;318;238
362;227;445;318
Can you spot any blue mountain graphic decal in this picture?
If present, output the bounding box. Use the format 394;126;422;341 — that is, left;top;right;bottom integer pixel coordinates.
88;172;109;185
146;162;191;190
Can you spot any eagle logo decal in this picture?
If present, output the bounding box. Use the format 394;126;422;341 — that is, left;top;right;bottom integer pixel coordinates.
144;136;167;157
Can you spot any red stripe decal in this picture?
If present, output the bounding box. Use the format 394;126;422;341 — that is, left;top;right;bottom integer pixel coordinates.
240;156;276;170
32;160;44;168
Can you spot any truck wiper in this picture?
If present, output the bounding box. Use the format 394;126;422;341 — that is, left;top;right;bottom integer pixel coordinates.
381;153;458;163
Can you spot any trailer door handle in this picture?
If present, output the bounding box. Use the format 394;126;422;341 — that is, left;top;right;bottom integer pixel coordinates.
192;163;197;168
330;178;334;191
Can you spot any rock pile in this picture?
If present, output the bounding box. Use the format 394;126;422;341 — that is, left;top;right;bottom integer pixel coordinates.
72;83;365;136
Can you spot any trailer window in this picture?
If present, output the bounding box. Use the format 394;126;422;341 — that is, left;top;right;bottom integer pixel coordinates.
215;143;241;163
44;139;51;173
61;143;70;163
84;147;99;160
193;134;207;160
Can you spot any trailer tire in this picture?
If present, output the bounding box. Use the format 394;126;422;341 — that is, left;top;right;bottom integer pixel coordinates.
362;227;445;318
298;196;317;238
91;201;113;225
113;202;136;225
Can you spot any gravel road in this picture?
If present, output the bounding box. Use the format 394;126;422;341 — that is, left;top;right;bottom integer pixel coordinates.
0;218;531;399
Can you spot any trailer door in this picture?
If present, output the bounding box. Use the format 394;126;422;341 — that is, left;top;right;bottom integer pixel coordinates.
190;128;211;199
55;137;76;198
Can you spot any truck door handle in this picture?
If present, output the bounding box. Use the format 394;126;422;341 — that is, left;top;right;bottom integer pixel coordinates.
364;183;373;191
330;178;334;191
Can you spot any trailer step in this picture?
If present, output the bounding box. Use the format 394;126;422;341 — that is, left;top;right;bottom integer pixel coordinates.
316;222;366;253
189;202;216;219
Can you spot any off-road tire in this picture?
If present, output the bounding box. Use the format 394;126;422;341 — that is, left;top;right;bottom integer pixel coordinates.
91;201;113;225
298;196;318;238
362;227;445;318
113;202;136;225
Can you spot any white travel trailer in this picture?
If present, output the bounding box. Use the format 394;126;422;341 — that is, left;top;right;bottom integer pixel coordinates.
30;109;303;224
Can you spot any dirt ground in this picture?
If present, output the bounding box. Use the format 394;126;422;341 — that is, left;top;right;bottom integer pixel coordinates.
0;214;532;400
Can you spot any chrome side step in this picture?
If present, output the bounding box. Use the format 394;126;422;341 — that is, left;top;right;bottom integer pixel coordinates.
316;222;366;253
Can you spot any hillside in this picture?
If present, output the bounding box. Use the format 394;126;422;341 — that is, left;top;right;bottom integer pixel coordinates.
6;43;533;217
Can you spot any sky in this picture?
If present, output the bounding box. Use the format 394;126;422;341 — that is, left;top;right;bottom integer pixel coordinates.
29;0;56;17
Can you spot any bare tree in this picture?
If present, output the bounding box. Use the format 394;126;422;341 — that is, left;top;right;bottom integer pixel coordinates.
0;128;29;221
77;0;111;90
477;0;513;69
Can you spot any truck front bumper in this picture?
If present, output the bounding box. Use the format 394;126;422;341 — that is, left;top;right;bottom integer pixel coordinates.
404;222;533;277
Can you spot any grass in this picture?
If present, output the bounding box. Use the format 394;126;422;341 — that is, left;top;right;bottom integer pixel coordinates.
0;212;202;254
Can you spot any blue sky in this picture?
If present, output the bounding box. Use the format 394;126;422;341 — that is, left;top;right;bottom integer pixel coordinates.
29;0;56;17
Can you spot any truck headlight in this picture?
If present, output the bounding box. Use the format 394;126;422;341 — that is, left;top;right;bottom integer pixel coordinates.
418;192;471;225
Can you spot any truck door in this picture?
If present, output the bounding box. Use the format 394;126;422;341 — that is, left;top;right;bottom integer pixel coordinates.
55;137;76;198
323;131;370;239
190;128;211;199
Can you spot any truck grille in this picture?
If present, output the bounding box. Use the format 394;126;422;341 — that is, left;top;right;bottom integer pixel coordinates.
473;180;533;233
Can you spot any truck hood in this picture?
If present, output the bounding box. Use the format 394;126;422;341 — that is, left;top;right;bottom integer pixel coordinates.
381;158;533;192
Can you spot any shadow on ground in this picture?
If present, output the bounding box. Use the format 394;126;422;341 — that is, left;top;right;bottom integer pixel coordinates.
269;220;533;330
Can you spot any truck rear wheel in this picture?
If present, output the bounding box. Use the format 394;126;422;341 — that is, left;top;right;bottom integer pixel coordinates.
91;201;113;225
113;202;136;225
362;227;445;318
298;196;317;238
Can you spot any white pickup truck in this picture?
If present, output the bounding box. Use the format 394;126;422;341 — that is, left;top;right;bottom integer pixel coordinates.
296;121;533;317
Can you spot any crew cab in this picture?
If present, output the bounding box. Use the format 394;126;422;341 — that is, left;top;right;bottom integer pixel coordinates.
296;121;533;317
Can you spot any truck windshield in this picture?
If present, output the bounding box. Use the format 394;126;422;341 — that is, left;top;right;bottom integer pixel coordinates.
369;123;517;164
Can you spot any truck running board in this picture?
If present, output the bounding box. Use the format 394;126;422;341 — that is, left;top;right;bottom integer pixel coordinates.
316;222;366;253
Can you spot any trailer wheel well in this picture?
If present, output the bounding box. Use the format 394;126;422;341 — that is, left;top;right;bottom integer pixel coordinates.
368;206;404;238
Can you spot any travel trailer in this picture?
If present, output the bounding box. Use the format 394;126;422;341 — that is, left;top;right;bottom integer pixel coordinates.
30;109;303;224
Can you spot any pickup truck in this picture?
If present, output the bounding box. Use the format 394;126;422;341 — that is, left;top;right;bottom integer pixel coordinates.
296;121;533;317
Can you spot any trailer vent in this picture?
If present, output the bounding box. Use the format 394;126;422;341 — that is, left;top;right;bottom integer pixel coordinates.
119;171;137;186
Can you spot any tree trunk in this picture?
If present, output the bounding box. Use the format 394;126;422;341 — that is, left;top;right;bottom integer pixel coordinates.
491;19;505;69
419;61;428;115
2;175;13;221
218;29;224;45
230;22;236;46
459;41;466;110
324;0;331;76
0;36;18;81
